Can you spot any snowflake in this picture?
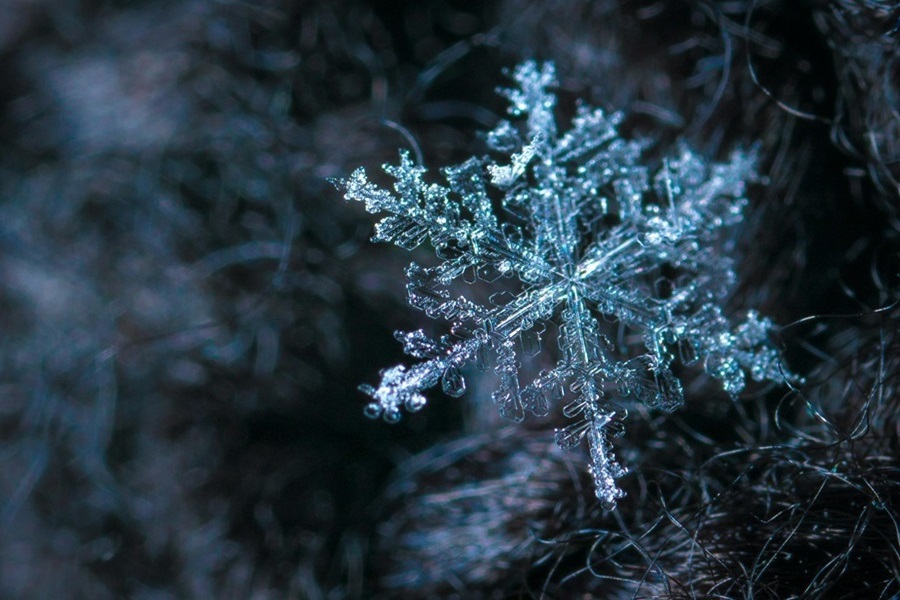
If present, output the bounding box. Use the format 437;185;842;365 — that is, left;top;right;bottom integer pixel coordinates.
334;61;794;508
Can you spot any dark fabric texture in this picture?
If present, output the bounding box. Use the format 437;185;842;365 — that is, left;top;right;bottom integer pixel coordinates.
0;1;897;598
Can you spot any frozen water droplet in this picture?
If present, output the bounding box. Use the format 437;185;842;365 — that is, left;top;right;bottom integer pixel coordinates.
364;403;382;419
441;366;466;397
404;393;427;412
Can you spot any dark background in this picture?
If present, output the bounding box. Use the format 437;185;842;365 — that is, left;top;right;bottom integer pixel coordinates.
0;1;897;598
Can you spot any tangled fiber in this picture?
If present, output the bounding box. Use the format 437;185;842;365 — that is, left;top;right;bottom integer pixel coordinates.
0;0;897;598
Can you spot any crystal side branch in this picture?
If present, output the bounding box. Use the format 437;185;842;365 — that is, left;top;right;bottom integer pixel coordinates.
334;61;796;508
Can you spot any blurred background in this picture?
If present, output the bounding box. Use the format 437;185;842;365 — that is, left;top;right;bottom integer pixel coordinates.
0;1;897;598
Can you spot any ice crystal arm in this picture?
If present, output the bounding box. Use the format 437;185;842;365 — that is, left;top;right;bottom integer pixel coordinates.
334;60;798;507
